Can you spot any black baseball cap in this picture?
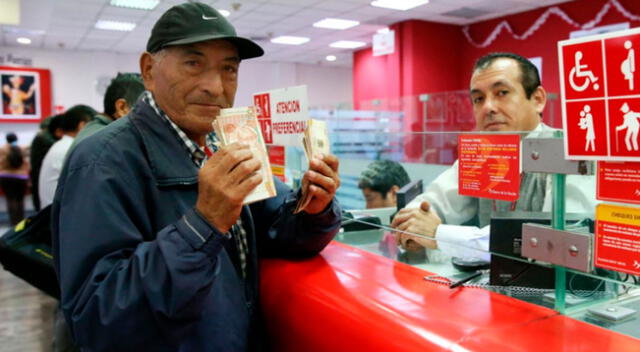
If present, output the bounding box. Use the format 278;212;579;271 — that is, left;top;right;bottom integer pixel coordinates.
146;2;264;59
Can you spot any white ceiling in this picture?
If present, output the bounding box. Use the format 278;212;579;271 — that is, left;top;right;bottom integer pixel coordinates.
0;0;573;67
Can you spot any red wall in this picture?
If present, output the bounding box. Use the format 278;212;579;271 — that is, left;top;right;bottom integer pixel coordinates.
459;0;640;123
353;20;462;106
353;0;640;128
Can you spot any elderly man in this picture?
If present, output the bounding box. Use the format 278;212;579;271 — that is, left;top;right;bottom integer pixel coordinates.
392;52;596;259
52;3;341;351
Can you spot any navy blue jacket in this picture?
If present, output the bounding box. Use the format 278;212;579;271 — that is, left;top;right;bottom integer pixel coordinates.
51;100;341;351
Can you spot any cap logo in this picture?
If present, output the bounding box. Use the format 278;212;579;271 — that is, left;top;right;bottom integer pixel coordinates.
202;13;217;20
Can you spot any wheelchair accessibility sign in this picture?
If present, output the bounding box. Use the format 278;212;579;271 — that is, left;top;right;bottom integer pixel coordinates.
559;27;640;161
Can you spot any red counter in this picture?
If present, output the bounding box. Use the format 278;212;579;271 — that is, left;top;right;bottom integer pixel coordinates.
260;242;640;351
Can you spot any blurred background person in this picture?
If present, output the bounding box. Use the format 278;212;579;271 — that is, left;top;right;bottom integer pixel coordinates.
70;73;145;150
29;114;63;211
0;132;29;225
38;105;94;208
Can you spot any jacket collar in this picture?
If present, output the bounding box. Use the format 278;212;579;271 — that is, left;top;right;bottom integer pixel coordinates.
129;100;199;186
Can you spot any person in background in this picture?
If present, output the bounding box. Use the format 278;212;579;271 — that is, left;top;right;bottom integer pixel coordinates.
0;133;29;225
358;159;410;209
52;3;341;351
69;73;145;151
29;114;63;211
38;105;94;208
392;52;597;260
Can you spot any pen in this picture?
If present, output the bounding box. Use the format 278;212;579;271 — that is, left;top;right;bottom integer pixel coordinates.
449;271;482;289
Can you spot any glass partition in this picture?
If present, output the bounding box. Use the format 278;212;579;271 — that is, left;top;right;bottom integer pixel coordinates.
270;91;639;339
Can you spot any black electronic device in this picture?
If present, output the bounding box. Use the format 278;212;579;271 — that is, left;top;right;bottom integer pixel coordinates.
396;179;424;210
489;212;601;290
451;257;491;272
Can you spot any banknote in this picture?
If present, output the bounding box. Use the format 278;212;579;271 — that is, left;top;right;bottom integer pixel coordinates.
295;119;330;214
214;107;277;204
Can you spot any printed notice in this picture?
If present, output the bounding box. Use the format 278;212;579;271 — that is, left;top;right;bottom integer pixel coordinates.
458;134;520;201
597;161;640;205
253;85;309;147
595;203;640;275
268;145;285;182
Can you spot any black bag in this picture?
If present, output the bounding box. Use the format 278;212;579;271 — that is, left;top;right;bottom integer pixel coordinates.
0;205;59;299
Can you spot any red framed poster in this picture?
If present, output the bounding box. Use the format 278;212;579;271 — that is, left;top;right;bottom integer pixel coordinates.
458;134;520;201
597;161;640;205
0;66;52;123
595;203;640;276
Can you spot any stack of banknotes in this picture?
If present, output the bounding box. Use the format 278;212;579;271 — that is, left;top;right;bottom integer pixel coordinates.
294;119;330;213
214;107;277;204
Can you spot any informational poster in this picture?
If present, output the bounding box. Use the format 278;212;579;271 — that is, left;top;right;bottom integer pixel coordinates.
373;30;394;57
458;134;520;202
597;161;640;205
0;66;52;123
253;85;309;147
268;145;285;182
559;27;640;161
595;203;640;276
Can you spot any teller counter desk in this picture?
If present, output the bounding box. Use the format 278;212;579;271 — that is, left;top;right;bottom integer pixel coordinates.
260;241;640;351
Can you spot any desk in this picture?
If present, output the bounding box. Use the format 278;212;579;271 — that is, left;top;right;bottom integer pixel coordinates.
260;242;640;351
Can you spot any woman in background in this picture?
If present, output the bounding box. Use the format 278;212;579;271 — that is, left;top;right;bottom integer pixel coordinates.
0;133;29;225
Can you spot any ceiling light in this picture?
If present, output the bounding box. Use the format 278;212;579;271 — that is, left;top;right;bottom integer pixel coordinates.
326;55;337;62
271;36;310;45
218;9;230;17
16;37;31;45
370;0;429;11
313;18;359;30
329;40;366;49
95;20;136;31
110;0;159;10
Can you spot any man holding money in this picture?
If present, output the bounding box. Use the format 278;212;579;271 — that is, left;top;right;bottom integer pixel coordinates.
51;3;341;351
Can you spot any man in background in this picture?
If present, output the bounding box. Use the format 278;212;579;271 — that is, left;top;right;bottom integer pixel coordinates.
392;52;597;259
29;115;63;211
358;159;410;209
38;105;94;208
70;73;145;150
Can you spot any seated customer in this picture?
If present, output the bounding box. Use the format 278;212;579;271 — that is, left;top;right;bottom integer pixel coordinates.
392;52;597;260
358;159;410;209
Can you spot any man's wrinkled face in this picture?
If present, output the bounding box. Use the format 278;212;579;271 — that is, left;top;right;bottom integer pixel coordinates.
469;58;545;132
142;40;240;144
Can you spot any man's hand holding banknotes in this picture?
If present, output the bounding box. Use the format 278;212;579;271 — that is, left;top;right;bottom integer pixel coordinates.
197;110;339;233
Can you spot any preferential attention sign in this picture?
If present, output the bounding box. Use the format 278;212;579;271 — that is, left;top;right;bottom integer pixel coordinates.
559;27;640;161
253;85;308;147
